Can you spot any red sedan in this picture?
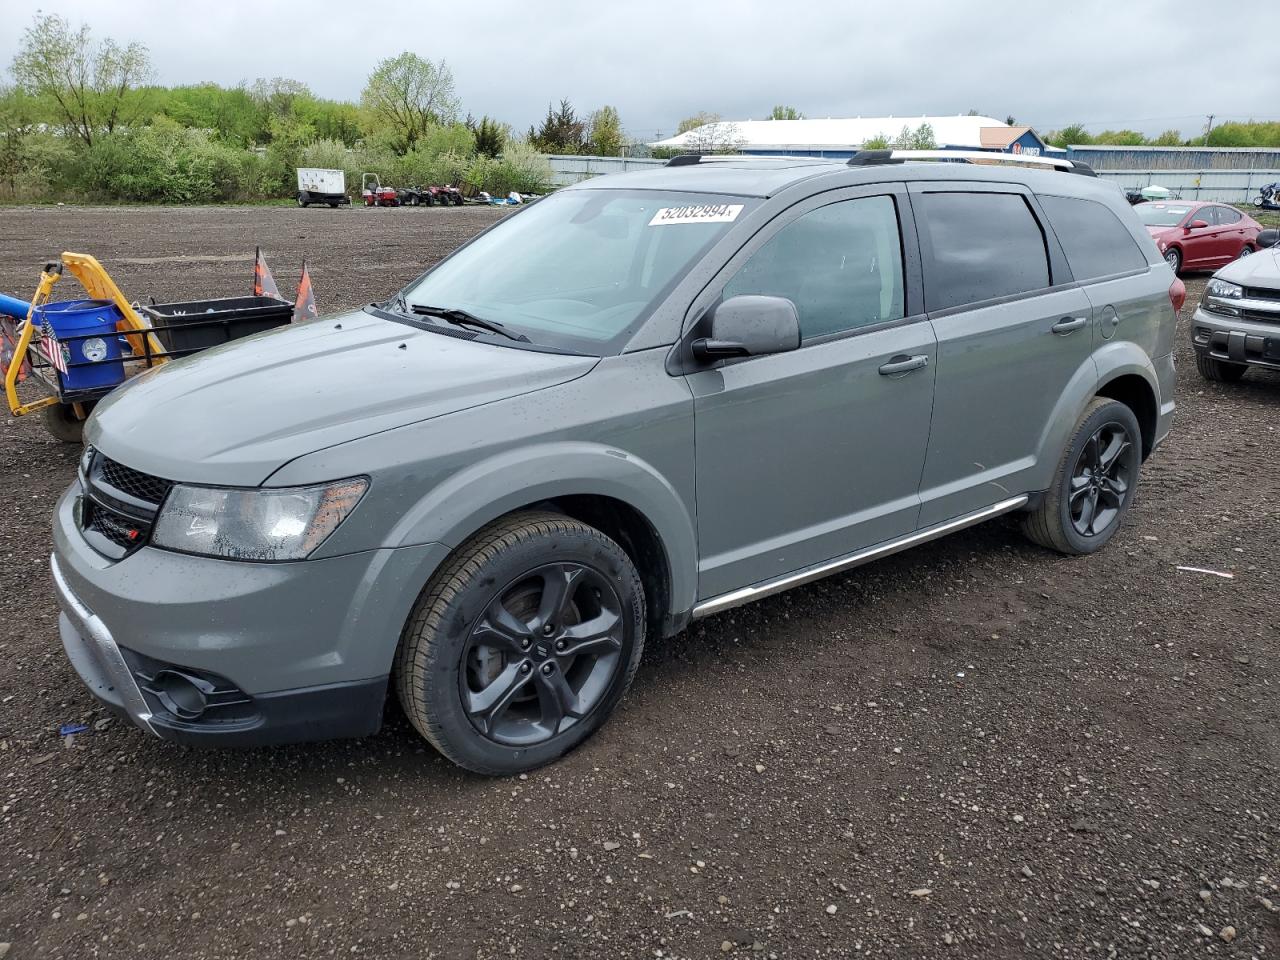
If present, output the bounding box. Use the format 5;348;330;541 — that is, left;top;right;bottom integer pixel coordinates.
1134;200;1263;274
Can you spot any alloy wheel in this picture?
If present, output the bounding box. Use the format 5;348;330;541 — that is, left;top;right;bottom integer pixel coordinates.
461;563;625;746
1069;422;1134;537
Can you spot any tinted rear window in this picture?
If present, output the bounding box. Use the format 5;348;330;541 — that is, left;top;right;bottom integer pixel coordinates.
1039;195;1149;281
918;192;1050;311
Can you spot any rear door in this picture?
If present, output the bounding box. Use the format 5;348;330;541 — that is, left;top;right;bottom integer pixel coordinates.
912;184;1096;528
1213;205;1249;262
1038;193;1169;366
687;186;937;599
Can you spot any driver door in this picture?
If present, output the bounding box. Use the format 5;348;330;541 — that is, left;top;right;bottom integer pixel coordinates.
685;187;937;600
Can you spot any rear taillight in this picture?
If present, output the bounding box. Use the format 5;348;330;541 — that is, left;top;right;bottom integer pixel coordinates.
1169;277;1186;313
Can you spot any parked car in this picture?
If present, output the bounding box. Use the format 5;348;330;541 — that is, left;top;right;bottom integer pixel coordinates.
53;153;1181;775
1190;227;1280;381
1134;200;1263;274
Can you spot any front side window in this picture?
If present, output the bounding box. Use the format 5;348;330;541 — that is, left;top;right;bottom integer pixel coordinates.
722;195;905;341
1039;195;1149;281
400;189;756;354
918;192;1050;311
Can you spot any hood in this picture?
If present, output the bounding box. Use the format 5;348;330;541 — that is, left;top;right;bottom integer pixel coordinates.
1145;224;1182;241
88;309;598;486
1214;246;1280;287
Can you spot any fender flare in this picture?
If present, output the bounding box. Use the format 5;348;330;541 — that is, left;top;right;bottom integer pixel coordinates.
386;441;698;617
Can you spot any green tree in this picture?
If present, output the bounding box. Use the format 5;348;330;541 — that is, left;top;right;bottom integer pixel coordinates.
892;123;936;149
768;105;803;120
360;53;459;153
861;134;891;149
1151;129;1183;146
10;13;151;146
1204;121;1280;147
1092;129;1146;146
587;105;624;156
473;115;506;158
1046;123;1092;148
529;99;586;154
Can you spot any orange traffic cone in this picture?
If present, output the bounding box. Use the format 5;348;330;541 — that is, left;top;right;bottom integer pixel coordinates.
254;246;282;299
292;261;318;323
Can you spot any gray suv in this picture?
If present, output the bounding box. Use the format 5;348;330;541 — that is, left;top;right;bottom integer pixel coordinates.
1191;227;1280;381
52;152;1179;774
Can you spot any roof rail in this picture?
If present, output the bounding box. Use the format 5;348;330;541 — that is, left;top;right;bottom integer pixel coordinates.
848;149;1096;177
664;153;845;167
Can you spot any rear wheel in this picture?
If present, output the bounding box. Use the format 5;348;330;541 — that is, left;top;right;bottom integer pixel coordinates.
328;200;340;209
296;192;309;208
1196;352;1247;382
1023;398;1141;555
394;511;646;775
42;402;86;444
1163;247;1181;273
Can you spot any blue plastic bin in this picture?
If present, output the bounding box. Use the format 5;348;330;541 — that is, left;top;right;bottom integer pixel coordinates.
36;299;126;391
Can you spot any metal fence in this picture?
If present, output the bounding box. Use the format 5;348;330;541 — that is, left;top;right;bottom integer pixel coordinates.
1092;169;1279;204
547;155;665;185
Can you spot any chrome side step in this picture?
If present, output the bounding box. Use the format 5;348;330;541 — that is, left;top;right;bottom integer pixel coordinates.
691;495;1030;619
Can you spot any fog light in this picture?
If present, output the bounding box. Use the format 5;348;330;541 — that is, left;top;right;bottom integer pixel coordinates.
154;670;209;720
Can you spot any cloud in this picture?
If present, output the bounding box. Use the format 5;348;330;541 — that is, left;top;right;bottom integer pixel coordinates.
2;0;1275;140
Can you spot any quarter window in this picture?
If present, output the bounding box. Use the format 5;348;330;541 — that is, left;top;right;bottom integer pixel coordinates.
918;192;1050;311
1039;195;1149;281
723;195;905;340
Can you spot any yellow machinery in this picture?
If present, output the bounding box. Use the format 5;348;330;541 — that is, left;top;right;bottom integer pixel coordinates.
3;253;169;419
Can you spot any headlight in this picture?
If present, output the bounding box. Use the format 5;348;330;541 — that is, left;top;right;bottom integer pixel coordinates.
151;477;367;561
1203;278;1243;317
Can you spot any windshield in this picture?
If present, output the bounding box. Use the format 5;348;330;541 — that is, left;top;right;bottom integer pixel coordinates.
1135;203;1193;227
399;189;756;353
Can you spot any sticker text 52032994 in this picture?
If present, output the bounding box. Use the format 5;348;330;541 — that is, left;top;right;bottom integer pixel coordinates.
648;203;744;226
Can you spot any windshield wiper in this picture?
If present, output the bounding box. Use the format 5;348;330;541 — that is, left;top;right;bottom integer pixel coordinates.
408;303;530;343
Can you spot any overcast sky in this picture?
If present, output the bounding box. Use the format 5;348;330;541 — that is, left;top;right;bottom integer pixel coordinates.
3;0;1277;140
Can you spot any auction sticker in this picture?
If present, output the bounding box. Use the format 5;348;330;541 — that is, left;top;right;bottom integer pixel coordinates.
649;203;744;226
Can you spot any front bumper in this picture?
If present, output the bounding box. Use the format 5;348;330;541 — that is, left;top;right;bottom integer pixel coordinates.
51;482;451;746
1190;304;1280;371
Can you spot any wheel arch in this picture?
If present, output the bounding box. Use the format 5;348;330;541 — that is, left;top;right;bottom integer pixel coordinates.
386;442;698;637
1096;372;1158;459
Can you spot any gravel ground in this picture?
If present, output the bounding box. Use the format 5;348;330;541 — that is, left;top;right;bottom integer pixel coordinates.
0;205;1277;960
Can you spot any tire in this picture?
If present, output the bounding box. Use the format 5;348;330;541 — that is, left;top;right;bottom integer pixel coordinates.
1163;247;1181;273
394;511;646;775
328;200;340;209
42;403;85;444
1195;351;1247;382
1022;397;1142;556
1238;245;1254;259
297;192;310;208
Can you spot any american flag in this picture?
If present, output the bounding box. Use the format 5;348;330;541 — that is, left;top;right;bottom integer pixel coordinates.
42;322;68;375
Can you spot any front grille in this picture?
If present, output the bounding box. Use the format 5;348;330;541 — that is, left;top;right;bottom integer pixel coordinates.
87;508;143;549
98;457;173;506
78;451;174;559
1244;287;1280;303
1241;309;1280;325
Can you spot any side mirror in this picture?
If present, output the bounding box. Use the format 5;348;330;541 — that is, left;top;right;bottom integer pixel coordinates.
693;295;800;362
1186;219;1210;230
1257;228;1279;249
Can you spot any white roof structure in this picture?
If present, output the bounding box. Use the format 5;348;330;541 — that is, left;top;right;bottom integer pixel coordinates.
652;115;1016;152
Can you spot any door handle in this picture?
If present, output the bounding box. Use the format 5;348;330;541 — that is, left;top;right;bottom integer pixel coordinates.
1051;316;1088;335
878;354;929;376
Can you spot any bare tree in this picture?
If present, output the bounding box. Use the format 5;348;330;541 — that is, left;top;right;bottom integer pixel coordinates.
360;53;459;153
677;111;721;135
10;14;151;146
682;120;746;155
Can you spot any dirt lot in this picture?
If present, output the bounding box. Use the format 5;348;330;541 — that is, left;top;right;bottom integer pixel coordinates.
1;205;1277;960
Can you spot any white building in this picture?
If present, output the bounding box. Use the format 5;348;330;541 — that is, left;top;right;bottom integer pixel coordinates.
650;115;1063;159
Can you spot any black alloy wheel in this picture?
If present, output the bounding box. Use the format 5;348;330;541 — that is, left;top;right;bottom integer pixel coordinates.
1068;421;1134;538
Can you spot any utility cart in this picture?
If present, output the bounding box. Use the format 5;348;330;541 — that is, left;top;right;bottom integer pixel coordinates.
2;252;293;443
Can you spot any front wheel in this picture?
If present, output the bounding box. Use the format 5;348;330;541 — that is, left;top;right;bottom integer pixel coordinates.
1196;352;1247;382
1023;397;1142;555
1238;245;1254;259
394;511;646;775
1163;247;1182;273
